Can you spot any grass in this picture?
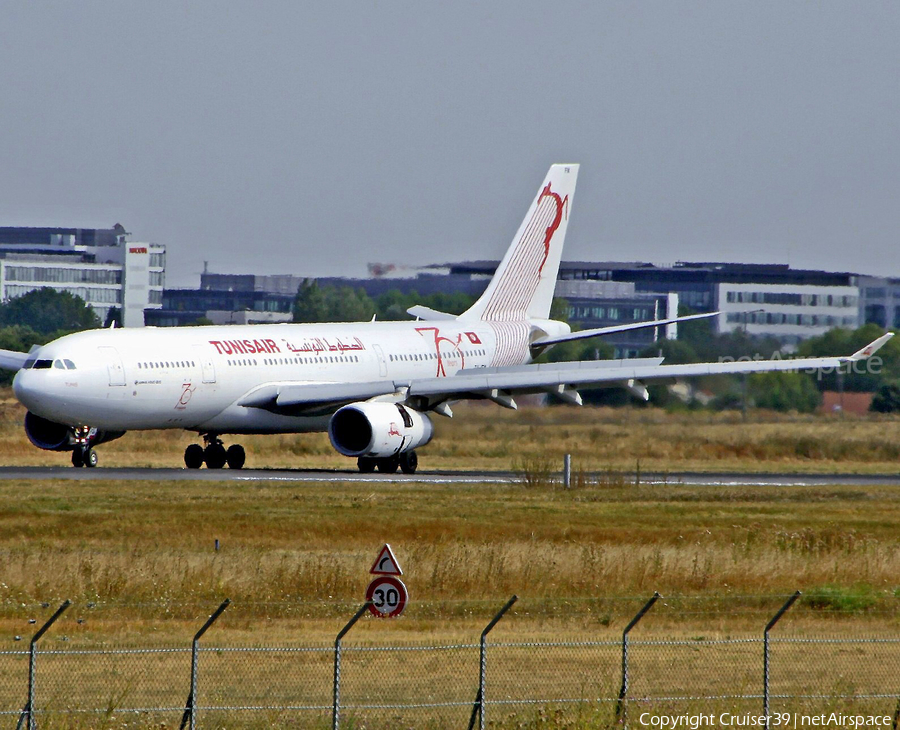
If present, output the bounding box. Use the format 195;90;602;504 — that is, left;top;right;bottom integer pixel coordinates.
3;388;900;473
1;391;900;725
1;477;900;640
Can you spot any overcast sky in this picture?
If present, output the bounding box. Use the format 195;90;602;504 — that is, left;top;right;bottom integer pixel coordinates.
2;1;899;287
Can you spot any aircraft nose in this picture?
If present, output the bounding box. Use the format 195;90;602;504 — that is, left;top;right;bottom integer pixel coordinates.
12;369;58;415
12;369;39;411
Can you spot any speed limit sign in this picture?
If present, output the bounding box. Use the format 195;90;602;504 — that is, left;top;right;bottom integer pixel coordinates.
365;575;408;618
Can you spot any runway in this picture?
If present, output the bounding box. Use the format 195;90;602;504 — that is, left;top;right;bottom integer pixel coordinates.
0;466;898;486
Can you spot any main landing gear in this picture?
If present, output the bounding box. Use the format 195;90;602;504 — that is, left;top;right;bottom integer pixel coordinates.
71;446;98;468
184;435;246;470
357;451;418;474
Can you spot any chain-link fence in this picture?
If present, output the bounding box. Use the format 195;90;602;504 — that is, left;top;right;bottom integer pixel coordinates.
2;595;900;729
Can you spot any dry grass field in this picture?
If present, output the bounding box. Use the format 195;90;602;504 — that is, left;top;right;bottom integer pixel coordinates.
1;475;900;639
1;390;900;726
1;388;899;636
3;388;900;474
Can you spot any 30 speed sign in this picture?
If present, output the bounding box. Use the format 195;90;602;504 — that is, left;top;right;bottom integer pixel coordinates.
365;576;408;618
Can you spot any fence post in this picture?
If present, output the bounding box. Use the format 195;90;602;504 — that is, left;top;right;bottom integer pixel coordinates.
179;598;230;730
467;595;518;730
333;601;372;730
764;591;800;730
563;454;572;489
16;599;70;730
615;592;660;727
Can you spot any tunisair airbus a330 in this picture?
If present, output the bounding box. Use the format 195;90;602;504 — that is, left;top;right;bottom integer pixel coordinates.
1;165;893;471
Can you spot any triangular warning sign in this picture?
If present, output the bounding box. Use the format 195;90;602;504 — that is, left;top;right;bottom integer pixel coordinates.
370;544;403;575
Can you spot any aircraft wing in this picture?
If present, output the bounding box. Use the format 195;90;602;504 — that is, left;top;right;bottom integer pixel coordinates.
403;333;894;405
238;380;398;415
244;333;893;413
407;333;893;403
0;348;30;371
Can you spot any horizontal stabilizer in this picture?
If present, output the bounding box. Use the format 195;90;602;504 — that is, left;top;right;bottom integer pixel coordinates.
406;305;456;321
0;348;30;372
532;311;720;348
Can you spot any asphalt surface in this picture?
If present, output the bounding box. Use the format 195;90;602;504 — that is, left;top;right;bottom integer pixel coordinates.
0;466;898;486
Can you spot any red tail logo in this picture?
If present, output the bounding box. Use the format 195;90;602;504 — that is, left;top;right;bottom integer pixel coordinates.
537;182;568;275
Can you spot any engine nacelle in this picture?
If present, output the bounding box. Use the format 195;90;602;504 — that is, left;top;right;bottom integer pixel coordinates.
328;402;433;458
24;412;125;452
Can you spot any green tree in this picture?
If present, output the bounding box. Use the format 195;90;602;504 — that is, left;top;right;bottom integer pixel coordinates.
103;307;122;329
292;280;331;323
374;289;478;321
677;311;782;362
640;338;698;365
0;288;100;335
324;286;376;322
540;338;614;364
870;381;900;413
375;289;414;321
0;325;45;385
749;371;821;413
797;324;900;392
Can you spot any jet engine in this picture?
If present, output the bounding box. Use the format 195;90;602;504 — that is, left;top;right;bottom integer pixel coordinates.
24;412;125;452
328;402;433;458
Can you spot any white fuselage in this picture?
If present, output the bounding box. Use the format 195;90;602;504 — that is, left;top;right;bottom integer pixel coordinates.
12;319;558;434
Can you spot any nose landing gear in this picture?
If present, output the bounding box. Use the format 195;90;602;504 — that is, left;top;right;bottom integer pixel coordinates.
71;427;99;468
184;436;246;469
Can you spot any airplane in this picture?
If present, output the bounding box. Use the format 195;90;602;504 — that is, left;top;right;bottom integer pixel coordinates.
1;164;893;472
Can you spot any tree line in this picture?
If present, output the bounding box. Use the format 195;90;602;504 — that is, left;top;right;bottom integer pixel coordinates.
1;284;898;412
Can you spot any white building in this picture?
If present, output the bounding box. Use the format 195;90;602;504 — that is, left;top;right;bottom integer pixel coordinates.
0;226;164;327
716;282;859;345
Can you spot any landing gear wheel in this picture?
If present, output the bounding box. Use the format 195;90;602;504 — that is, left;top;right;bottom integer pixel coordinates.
226;444;246;470
399;451;418;474
377;456;400;474
358;457;377;473
184;444;204;469
83;448;98;468
72;449;84;468
204;443;227;470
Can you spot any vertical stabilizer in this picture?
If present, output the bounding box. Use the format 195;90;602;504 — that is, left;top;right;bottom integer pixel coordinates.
459;164;579;322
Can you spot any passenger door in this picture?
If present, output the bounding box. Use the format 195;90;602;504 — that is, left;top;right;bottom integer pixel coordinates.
98;346;126;386
193;345;216;384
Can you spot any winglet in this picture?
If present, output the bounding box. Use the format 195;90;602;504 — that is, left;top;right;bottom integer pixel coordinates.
848;332;894;361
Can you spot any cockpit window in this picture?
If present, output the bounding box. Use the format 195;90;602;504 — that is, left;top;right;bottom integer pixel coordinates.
33;360;53;369
24;359;36;369
64;359;76;370
53;359;65;369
